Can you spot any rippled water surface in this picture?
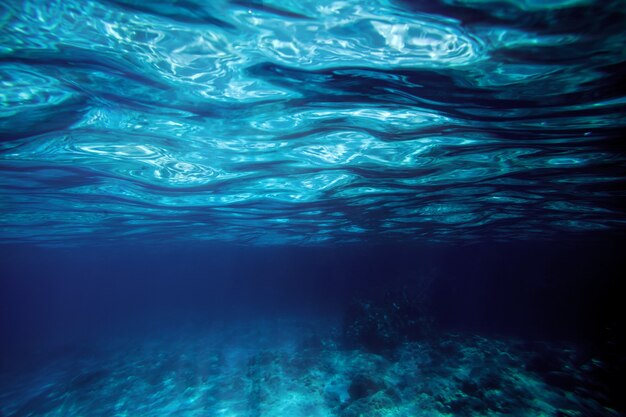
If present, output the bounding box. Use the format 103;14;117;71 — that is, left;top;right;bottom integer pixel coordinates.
1;0;625;244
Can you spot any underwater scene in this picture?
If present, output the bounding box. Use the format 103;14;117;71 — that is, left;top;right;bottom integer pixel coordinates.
1;0;625;416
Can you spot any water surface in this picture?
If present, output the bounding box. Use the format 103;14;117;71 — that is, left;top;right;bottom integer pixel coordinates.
1;0;625;245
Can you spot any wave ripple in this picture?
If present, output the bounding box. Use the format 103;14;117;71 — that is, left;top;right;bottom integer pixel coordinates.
1;0;625;244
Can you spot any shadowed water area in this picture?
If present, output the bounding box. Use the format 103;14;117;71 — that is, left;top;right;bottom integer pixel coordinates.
1;0;625;245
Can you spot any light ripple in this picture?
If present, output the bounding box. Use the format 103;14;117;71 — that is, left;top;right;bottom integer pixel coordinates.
0;0;624;244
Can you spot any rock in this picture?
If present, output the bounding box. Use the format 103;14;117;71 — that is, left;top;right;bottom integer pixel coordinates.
460;379;481;397
348;375;385;400
325;379;350;405
343;301;401;352
341;390;395;417
342;291;433;352
543;371;580;392
526;353;562;374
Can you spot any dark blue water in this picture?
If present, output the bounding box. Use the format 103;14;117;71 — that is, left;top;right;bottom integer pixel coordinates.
1;0;625;416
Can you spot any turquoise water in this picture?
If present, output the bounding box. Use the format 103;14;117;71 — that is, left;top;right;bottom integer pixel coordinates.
1;0;625;245
1;4;626;415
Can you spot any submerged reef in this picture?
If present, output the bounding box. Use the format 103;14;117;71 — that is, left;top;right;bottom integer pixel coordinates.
343;290;435;353
0;323;620;417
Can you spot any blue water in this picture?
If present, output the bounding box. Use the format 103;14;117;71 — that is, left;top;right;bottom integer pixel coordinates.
1;1;626;416
1;0;625;245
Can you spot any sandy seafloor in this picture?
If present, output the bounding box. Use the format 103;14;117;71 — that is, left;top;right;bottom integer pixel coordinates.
0;319;620;417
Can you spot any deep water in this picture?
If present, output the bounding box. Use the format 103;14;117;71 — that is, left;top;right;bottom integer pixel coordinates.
1;242;625;416
1;0;626;416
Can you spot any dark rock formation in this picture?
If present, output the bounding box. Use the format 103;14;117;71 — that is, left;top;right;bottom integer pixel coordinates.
342;290;434;352
348;375;384;400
